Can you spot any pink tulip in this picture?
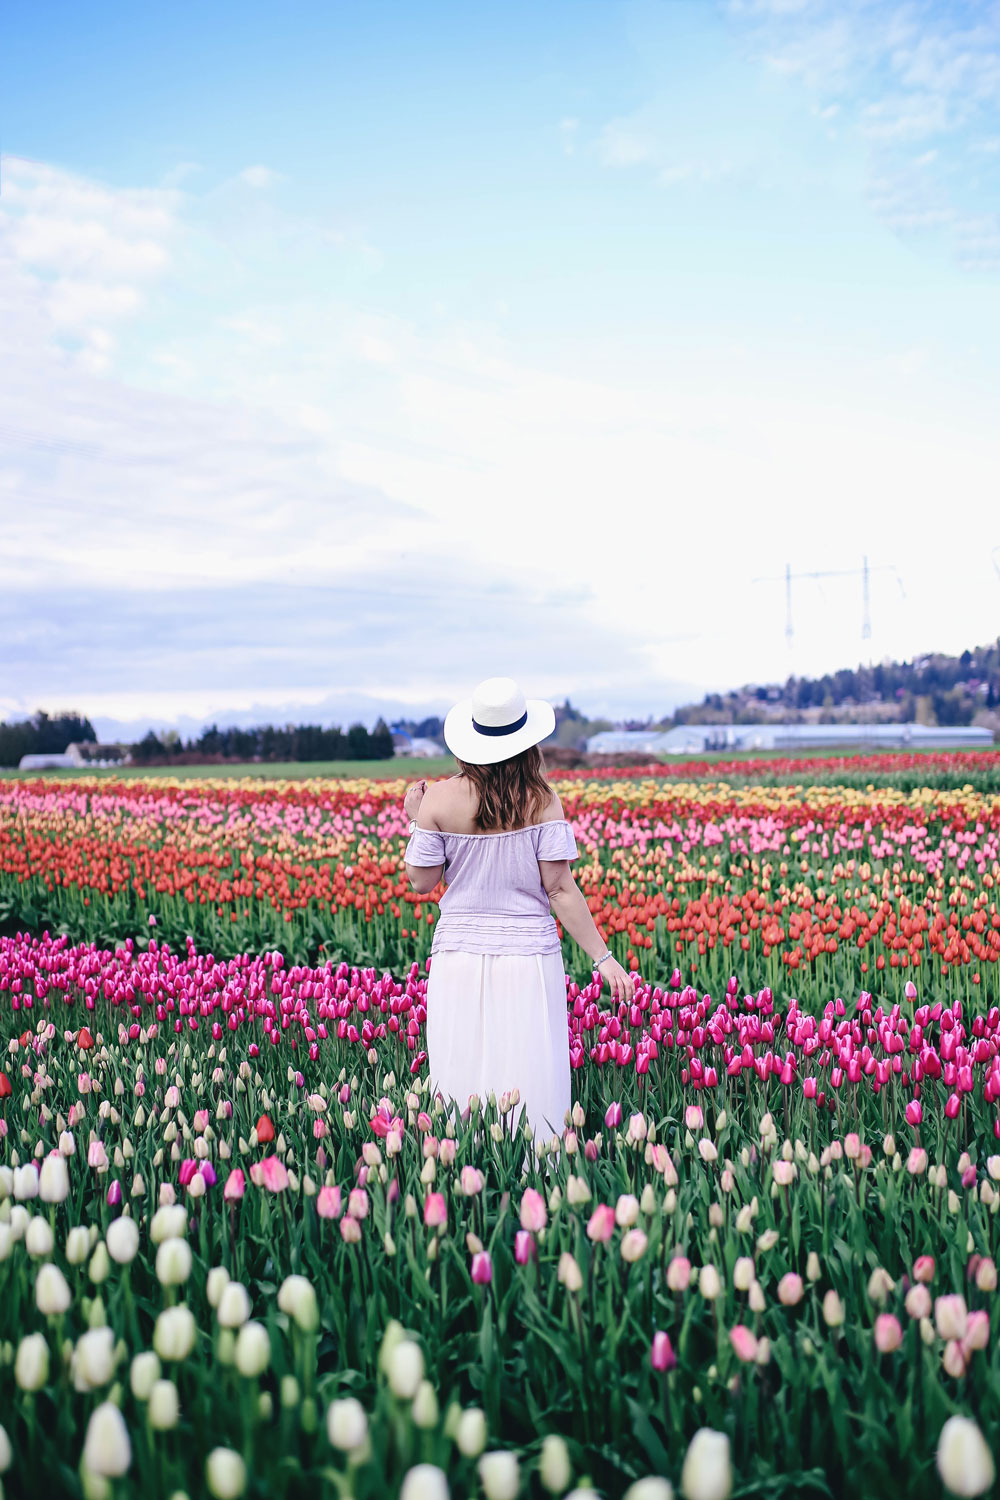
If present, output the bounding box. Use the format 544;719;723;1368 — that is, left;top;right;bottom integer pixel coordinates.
913;1256;935;1284
178;1158;198;1187
650;1331;676;1371
348;1188;370;1221
730;1325;758;1363
778;1273;804;1307
935;1294;968;1341
604;1102;622;1129
520;1188;547;1233
106;1179;122;1207
317;1185;342;1220
460;1166;484;1197
223;1168;245;1202
471;1251;493;1284
87;1141;108;1170
586;1204;616;1243
515;1230;537;1265
666;1256;692;1293
340;1215;362;1243
963;1310;990;1353
260;1156;289;1193
424;1192;447;1228
905;1100;922;1127
874;1314;902;1353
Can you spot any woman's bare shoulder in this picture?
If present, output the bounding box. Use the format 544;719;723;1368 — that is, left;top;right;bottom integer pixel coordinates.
538;788;566;824
419;775;473;831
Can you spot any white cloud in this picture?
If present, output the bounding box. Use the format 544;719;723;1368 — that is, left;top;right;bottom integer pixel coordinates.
596;119;656;167
238;165;280;189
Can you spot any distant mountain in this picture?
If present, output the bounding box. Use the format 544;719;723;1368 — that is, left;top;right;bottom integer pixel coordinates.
670;639;1000;732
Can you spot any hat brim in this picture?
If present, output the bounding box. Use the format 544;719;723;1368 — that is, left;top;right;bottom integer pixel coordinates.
443;697;556;766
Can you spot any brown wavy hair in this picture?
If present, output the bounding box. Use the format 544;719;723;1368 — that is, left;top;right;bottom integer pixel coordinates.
457;745;553;832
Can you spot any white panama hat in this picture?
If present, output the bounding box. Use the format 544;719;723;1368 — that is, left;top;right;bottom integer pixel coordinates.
444;676;556;766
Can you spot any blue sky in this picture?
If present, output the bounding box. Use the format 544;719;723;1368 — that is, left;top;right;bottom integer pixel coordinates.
3;0;1000;736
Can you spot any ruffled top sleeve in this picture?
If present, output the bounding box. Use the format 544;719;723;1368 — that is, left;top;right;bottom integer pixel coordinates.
405;827;447;866
534;820;578;862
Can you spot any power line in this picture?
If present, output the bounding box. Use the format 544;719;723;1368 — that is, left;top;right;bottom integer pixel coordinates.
751;557;906;650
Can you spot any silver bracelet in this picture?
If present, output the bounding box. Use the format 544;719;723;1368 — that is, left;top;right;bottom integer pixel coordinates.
594;949;613;967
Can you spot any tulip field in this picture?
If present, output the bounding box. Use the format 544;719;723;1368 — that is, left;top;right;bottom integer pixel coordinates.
2;756;1000;1498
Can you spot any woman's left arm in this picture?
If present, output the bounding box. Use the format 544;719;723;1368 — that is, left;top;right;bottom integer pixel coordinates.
403;780;444;894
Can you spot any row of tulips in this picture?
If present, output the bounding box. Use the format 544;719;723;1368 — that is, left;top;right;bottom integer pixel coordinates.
2;933;1000;1494
3;928;1000;1143
3;769;1000;1006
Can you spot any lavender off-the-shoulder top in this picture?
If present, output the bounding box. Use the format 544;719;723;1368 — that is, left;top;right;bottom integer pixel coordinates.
404;819;579;956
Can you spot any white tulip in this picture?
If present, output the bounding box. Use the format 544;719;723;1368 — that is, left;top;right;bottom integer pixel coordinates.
106;1217;140;1265
155;1237;192;1287
39;1155;70;1204
399;1464;450;1500
13;1166;39;1201
75;1328;115;1389
456;1406;487;1458
35;1262;71;1316
234;1321;270;1378
624;1481;674;1500
149;1379;180;1431
326;1396;368;1451
66;1225;91;1264
478;1451;520;1500
276;1275;318;1333
88;1241;111;1285
412;1380;439;1429
82;1401;131;1478
937;1416;995;1497
15;1332;50;1390
130;1350;161;1401
25;1216;54;1258
206;1446;247;1499
217;1282;252;1329
539;1434;571;1493
153;1305;196;1362
387;1339;425;1400
207;1266;230;1308
149;1205;187;1244
681;1428;732;1500
0;1422;11;1474
0;1223;12;1262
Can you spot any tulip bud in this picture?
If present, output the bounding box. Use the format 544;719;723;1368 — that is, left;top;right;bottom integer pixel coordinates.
681;1427;732;1500
234;1321;270;1378
205;1447;247;1499
149;1378;181;1431
456;1407;487;1459
327;1395;369;1451
130;1350;161;1401
83;1401;131;1478
539;1433;571;1494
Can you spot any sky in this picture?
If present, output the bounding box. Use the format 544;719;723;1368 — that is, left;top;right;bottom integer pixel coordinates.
3;0;1000;738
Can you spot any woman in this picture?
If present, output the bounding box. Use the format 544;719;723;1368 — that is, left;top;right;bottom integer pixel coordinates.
404;676;634;1142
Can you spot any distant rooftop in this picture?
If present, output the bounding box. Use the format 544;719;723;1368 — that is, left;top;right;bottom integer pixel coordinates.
586;723;995;755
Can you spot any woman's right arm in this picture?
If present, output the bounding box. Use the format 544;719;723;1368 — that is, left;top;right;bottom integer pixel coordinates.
539;860;635;1002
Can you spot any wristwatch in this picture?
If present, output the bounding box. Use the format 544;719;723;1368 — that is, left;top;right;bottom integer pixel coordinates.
408;818;418;835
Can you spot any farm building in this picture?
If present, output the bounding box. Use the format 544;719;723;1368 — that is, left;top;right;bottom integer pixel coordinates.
18;742;131;771
391;731;446;758
586;723;995;756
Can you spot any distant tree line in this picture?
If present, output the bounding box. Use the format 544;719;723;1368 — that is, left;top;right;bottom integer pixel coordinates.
0;712;96;768
131;718;396;764
672;639;1000;729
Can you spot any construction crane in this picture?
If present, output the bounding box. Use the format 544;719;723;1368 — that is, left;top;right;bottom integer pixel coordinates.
751;557;906;648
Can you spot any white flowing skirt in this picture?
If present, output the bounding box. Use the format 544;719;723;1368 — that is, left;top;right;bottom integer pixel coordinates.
426;950;571;1142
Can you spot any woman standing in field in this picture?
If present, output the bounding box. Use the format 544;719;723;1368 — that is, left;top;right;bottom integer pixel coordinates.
403;676;634;1142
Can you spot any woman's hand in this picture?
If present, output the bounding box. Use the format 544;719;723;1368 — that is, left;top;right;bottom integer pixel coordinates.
597;955;634;1003
403;779;427;820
